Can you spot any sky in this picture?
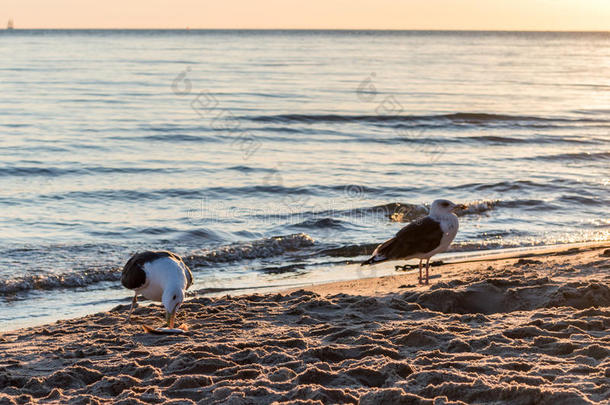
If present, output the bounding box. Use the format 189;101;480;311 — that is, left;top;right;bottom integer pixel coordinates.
3;0;610;30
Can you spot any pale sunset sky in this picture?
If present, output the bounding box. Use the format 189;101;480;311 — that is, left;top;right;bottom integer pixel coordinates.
3;0;610;30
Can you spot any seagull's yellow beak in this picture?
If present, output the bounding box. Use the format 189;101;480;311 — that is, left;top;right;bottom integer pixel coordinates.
169;310;176;328
166;302;181;328
165;310;177;328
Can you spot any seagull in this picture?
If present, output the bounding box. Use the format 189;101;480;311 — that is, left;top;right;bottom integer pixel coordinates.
362;199;464;285
121;250;193;327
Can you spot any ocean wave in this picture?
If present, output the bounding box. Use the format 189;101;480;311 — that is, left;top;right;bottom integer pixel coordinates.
177;228;230;242
457;135;593;144
386;200;499;222
0;123;30;128
455;200;499;216
40;188;207;202
246;201;421;222
186;233;315;266
0;166;185;178
531;152;610;162
558;195;607;206
0;234;315;296
0;267;122;296
0;167;78;177
354;133;605;147
444;198;557;214
453;180;569;193
291;199;504;225
227;165;280;173
42;185;323;202
40;184;390;204
495;199;558;210
1;228;605;296
322;197;555;226
259;263;307;274
462;135;531;144
319;243;380;258
383;203;429;222
345;202;425;219
298;202;427;223
140;134;219;143
245;112;609;127
289;218;349;230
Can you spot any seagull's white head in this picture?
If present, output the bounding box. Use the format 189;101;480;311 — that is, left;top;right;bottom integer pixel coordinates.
430;199;464;218
162;286;184;328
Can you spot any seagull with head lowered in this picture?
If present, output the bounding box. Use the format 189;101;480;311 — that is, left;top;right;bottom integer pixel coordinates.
121;251;193;328
362;199;464;285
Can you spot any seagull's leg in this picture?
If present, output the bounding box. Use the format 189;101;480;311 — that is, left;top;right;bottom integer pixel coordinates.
425;258;431;285
127;292;138;322
418;259;423;285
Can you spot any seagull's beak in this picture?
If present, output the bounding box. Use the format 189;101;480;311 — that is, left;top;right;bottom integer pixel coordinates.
165;310;177;328
166;303;180;328
169;310;176;328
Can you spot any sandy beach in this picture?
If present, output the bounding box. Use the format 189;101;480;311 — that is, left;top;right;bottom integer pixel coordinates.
1;244;609;404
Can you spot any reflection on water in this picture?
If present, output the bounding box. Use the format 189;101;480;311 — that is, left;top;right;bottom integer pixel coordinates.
0;30;608;330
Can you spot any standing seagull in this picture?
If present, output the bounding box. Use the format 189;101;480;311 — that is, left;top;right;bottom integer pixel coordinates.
362;199;464;285
121;251;193;327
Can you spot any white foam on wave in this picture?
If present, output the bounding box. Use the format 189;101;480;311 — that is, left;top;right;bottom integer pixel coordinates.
0;267;122;295
454;199;500;216
187;233;315;265
389;199;498;222
0;233;316;296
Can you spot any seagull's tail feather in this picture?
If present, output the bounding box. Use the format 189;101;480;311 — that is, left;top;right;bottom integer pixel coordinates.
361;237;396;266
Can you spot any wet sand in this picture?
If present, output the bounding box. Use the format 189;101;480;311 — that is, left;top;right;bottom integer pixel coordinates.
1;245;609;404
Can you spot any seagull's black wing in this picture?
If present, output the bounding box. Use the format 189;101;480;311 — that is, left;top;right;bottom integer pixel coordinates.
122;252;153;290
121;251;190;290
361;216;443;265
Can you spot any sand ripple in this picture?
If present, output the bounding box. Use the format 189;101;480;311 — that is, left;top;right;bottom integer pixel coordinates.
0;250;608;404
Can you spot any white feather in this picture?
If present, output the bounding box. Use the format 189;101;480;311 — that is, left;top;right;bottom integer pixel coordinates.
138;256;189;302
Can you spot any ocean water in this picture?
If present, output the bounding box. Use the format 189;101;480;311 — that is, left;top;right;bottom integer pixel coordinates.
0;30;608;331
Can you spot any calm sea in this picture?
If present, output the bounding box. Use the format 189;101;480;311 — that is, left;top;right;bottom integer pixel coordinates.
1;30;608;330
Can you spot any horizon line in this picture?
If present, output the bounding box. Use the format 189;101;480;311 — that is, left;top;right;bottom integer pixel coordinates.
3;28;610;33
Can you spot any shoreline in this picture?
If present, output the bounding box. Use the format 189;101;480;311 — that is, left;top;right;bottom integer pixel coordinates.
290;242;610;296
1;241;608;334
1;244;609;403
